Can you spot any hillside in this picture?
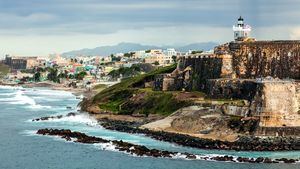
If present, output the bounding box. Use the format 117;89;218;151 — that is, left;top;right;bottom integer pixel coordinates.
80;64;190;116
0;63;9;78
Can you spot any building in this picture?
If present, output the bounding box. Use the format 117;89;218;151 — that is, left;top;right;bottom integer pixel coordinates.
232;16;252;41
144;49;174;66
4;55;39;70
164;48;177;57
133;50;146;59
157;17;300;136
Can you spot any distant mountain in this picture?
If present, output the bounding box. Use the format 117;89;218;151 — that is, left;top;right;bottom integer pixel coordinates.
61;42;218;57
176;42;218;52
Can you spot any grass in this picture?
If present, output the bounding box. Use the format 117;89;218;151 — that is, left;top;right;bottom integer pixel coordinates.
137;91;188;116
0;63;9;78
93;64;176;101
91;64;188;116
93;84;108;92
89;63;246;116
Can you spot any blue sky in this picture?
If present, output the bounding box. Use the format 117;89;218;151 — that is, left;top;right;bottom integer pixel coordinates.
1;0;300;56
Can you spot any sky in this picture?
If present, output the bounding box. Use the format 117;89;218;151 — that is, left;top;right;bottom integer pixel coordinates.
1;0;300;56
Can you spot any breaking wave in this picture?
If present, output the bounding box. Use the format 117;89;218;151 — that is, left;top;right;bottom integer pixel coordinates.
42;113;99;127
0;90;51;109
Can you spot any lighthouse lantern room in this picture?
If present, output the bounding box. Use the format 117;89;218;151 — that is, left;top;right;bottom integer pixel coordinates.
233;16;252;41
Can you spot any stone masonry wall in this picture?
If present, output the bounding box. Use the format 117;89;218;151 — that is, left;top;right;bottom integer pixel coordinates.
205;79;257;101
228;41;300;79
181;57;222;90
253;81;300;127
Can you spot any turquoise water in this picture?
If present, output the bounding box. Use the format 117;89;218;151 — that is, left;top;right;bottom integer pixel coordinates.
0;86;299;169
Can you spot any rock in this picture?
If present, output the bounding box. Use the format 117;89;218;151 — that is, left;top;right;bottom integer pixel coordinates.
66;112;77;117
255;157;264;163
211;155;234;162
99;118;300;152
275;158;297;163
263;158;274;163
32;113;78;122
36;128;299;164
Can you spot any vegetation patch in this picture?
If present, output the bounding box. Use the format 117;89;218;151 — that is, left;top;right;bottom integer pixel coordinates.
92;64;188;116
0;63;10;78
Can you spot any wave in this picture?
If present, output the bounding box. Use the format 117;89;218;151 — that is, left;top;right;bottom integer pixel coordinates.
0;85;23;90
32;89;74;97
41;113;99;127
0;92;16;96
0;90;51;109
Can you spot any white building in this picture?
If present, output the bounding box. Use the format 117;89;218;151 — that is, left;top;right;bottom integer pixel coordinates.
164;48;177;57
133;50;146;59
232;16;251;41
144;49;173;66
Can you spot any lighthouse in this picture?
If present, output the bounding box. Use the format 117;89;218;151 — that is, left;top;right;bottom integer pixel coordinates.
233;16;251;41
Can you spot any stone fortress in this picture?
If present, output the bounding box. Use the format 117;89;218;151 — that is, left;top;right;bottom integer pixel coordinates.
156;17;300;136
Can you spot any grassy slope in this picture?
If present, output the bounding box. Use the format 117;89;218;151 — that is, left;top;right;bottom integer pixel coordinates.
0;63;10;78
91;64;245;116
92;64;187;116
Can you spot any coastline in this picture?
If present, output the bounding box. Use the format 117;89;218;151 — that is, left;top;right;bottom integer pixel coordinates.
2;82;300;159
0;81;95;98
1;83;300;164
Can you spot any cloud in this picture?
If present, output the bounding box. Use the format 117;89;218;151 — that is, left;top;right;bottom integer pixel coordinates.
289;27;300;39
0;0;300;55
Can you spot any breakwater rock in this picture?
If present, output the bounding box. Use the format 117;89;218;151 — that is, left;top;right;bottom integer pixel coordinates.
99;119;300;151
32;112;77;122
36;128;299;163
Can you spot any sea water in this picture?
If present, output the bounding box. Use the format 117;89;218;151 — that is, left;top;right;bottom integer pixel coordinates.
0;86;299;169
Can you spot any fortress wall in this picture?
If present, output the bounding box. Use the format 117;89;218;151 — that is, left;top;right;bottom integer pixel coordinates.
205;79;257;101
181;57;222;90
255;81;300;127
228;41;300;79
256;127;300;137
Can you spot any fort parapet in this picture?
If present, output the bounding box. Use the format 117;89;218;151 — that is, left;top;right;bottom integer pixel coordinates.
216;41;300;79
156;40;300;135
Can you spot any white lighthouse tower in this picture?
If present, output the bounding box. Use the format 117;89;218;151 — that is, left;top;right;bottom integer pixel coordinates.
233;16;251;41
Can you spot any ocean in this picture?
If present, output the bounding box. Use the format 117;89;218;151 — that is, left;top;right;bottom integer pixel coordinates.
0;85;299;169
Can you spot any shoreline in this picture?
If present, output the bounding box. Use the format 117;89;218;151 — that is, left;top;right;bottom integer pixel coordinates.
0;81;96;98
2;82;300;158
98;118;300;152
36;128;299;164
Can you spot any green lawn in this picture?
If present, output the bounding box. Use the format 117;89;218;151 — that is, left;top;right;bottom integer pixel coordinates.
0;63;10;78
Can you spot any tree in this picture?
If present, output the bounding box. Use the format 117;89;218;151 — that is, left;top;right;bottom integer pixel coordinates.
124;53;130;57
47;68;59;83
172;55;177;63
111;54;121;62
153;61;159;65
75;71;87;80
34;71;41;82
191;50;203;54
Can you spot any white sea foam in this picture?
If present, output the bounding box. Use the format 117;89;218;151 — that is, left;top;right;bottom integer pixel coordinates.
20;130;37;136
0;90;51;109
33;89;73;97
0;85;23;90
94;142;118;151
0;92;16;96
45;113;99;127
